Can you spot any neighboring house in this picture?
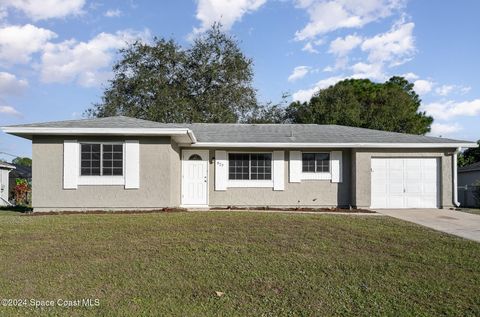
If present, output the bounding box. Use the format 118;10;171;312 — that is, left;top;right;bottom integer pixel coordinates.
458;162;480;207
0;162;15;206
1;116;477;212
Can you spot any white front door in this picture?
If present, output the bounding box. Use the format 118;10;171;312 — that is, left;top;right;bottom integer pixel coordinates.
181;150;209;207
371;158;439;209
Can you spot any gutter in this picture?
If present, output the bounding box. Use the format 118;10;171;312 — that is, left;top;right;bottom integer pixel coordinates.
1;127;198;143
186;142;478;149
453;147;461;207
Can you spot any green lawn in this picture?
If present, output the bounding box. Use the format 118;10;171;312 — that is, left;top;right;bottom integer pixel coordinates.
0;212;479;316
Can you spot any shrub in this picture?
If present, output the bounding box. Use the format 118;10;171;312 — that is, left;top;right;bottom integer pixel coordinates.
13;178;30;206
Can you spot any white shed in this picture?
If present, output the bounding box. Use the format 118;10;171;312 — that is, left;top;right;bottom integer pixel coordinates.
0;162;15;206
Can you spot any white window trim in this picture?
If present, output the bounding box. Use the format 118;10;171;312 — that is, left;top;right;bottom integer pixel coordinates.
301;152;332;180
78;142;125;186
226;151;274;188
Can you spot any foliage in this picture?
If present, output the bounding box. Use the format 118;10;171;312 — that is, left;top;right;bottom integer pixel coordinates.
13;178;30;206
86;23;257;123
286;76;433;135
458;140;480;167
12;157;31;167
0;212;479;316
245;93;290;123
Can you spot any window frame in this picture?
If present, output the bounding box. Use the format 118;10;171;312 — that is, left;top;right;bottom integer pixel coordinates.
78;142;125;185
301;152;332;180
226;151;274;188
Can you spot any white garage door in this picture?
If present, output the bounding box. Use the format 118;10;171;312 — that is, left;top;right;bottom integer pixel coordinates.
371;158;439;209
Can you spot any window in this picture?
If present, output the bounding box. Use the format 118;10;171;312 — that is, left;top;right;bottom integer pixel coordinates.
229;153;272;180
80;143;123;176
302;153;330;173
188;154;202;161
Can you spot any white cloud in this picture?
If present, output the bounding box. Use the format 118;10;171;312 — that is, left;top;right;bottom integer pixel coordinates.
0;0;85;21
0;24;57;66
460;86;471;94
105;9;122;17
423;99;480;120
302;42;318;53
413;79;433;95
288;66;310;82
0;105;21;116
40;29;151;87
350;62;385;81
401;72;418;81
329;34;362;56
193;0;266;34
292;75;345;102
435;85;454;96
294;0;404;41
361;21;415;66
0;72;28;95
434;84;472;96
430;122;462;137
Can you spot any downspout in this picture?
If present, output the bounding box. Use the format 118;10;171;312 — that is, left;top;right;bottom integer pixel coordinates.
453;147;461;207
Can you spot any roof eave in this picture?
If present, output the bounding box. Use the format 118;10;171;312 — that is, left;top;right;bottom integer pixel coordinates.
1;127;197;143
185;142;478;148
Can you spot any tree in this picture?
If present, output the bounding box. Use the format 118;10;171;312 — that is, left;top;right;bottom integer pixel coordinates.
86;24;257;123
286;77;433;135
458;140;480;166
12;157;31;167
245;93;290;124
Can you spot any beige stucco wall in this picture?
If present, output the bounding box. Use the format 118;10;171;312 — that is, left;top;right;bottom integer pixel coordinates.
32;136;180;211
351;148;455;209
205;149;352;208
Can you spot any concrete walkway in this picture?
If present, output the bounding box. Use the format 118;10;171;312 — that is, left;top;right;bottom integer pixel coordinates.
377;209;480;242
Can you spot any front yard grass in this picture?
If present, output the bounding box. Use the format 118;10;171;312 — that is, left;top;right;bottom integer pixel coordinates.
0;211;479;316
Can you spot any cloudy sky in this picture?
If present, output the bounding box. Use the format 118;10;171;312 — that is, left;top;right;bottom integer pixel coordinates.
0;0;479;160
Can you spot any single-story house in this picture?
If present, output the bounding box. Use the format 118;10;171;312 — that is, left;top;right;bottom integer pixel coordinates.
0;162;15;206
1;116;477;212
458;162;480;207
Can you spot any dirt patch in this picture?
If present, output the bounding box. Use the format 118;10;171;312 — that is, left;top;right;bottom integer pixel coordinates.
26;208;187;216
209;206;375;213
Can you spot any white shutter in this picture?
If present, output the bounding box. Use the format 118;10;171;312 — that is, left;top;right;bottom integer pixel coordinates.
215;150;227;191
125;140;140;189
289;151;302;183
63;140;78;189
273;151;285;191
331;151;342;183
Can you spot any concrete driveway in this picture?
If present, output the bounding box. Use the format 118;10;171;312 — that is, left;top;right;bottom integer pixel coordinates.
376;209;480;242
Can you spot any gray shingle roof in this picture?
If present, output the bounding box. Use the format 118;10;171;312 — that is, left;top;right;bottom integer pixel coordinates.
4;116;473;145
459;162;480;172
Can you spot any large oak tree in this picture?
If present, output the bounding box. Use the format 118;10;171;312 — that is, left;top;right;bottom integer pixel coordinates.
86;24;257;123
285;77;433;135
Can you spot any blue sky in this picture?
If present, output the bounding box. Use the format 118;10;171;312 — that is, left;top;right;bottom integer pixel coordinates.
0;0;479;161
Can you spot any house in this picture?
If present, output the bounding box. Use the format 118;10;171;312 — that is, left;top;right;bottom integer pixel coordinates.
458;162;480;207
0;162;15;206
1;116;477;212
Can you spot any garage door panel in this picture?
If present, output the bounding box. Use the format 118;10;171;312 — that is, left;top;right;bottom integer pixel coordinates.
371;158;439;209
405;183;422;193
389;195;405;208
389;182;404;194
